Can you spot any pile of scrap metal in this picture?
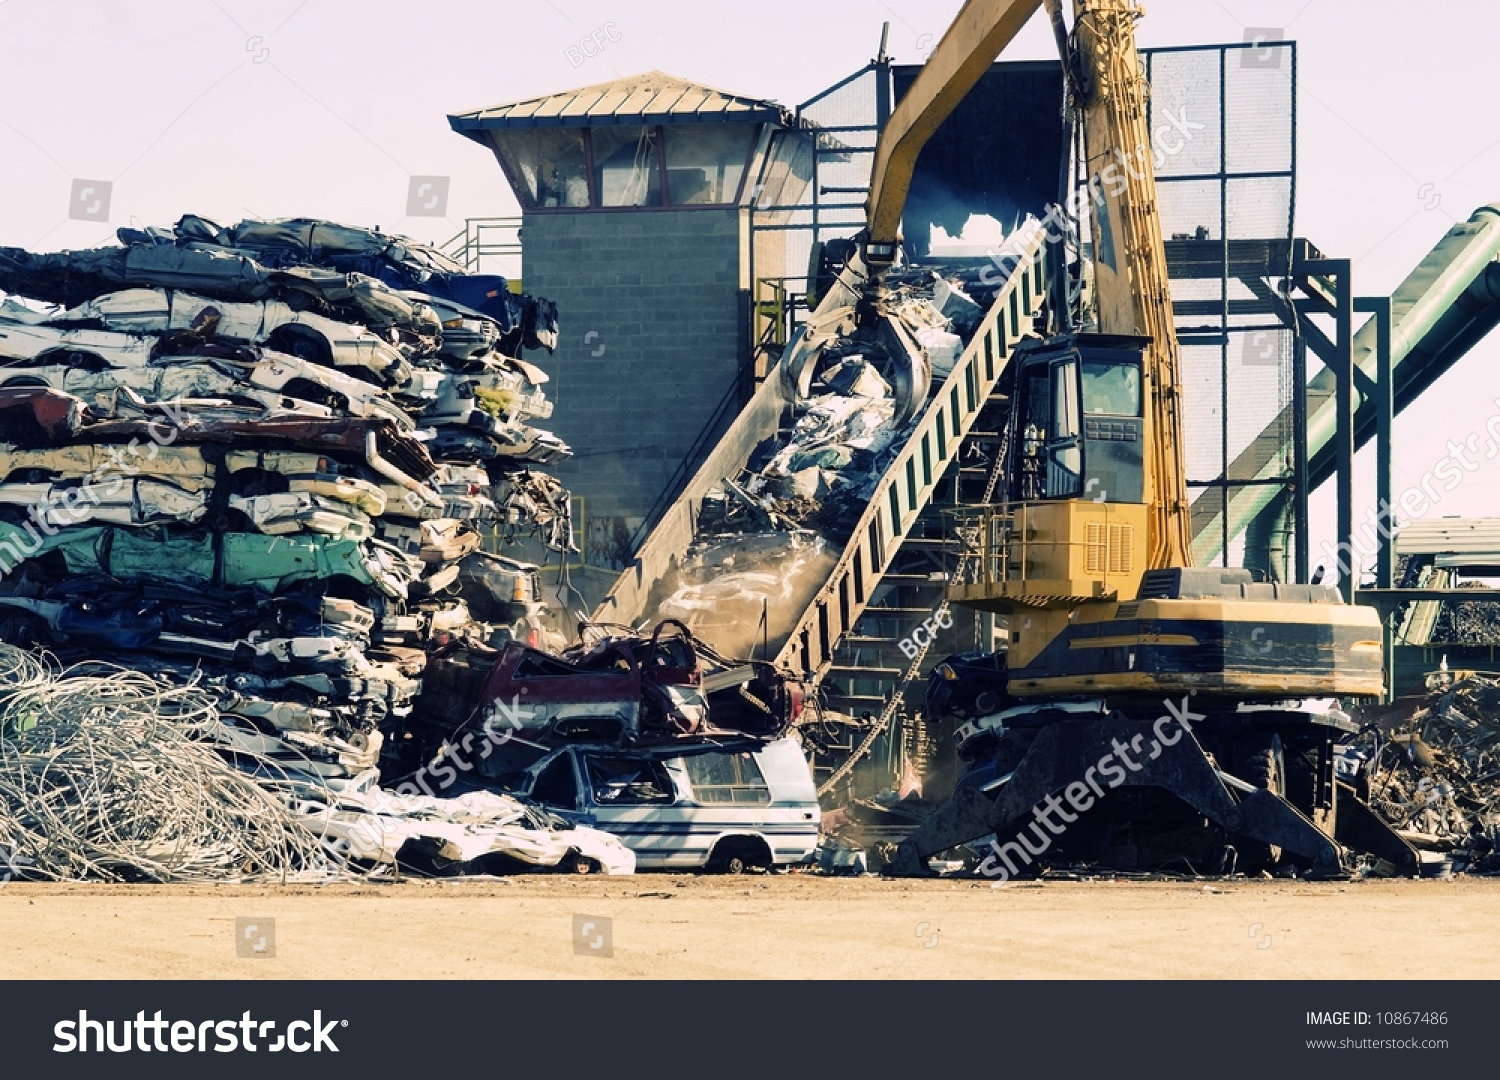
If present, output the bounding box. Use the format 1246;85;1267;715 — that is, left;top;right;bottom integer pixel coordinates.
0;215;619;875
399;616;804;780
0;646;633;881
1353;670;1500;875
648;269;984;656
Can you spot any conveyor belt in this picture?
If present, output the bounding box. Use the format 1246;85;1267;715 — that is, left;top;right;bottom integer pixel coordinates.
594;229;1049;681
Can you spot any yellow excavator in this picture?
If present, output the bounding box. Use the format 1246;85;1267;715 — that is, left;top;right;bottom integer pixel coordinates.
782;0;1417;876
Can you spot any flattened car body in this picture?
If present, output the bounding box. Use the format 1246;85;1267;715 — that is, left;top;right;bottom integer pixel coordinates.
59;288;411;384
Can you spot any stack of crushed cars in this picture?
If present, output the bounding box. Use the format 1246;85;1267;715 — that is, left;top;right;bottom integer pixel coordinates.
1352;670;1500;876
0;215;633;875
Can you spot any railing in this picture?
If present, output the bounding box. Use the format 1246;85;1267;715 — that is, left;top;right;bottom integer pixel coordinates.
942;505;1015;591
441;216;522;276
943;499;1144;608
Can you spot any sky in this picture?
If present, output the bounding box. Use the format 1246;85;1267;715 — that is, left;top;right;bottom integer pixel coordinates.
0;0;1496;582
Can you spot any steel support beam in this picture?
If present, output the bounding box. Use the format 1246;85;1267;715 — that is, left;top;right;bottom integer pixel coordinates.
1293;332;1310;582
1354;296;1394;697
1352;297;1394;590
1299;259;1355;601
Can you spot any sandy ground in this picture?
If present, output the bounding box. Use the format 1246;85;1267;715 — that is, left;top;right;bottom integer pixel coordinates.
1;874;1496;980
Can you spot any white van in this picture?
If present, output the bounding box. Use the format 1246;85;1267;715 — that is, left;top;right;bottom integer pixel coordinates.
514;738;820;872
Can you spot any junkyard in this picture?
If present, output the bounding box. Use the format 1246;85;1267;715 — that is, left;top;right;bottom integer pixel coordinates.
4;0;1500;988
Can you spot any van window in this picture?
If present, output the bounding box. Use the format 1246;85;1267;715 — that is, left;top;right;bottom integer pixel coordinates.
532;755;579;809
586;756;675;805
682;752;772;805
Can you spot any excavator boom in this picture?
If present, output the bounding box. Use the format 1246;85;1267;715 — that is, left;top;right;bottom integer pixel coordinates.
865;0;1043;260
1069;0;1192;568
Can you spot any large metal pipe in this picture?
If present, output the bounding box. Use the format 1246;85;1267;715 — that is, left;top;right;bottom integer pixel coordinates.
1192;203;1500;568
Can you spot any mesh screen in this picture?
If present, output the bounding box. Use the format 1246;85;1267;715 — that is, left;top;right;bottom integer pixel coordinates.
751;45;1298;566
1147;43;1297;566
751;66;880;283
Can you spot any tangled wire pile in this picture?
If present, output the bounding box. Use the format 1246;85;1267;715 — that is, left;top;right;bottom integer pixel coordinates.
0;646;363;883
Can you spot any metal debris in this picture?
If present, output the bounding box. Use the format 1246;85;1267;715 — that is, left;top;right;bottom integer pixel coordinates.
1357;671;1500;873
0;647;632;881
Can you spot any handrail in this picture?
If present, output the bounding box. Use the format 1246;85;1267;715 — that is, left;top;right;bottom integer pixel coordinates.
441;216;522;274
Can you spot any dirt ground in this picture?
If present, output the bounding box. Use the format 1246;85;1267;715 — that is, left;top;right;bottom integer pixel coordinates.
1;874;1496;980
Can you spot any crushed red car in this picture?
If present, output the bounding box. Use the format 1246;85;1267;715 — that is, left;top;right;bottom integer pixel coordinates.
407;619;802;756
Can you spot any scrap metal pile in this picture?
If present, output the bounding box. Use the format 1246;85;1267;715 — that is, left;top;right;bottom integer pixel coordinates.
1356;672;1500;873
1428;586;1500;644
409;616;802;763
0;215;645;878
649;269;987;658
0;647;633;881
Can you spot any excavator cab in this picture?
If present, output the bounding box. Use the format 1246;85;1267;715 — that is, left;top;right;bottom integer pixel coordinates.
1012;334;1146;506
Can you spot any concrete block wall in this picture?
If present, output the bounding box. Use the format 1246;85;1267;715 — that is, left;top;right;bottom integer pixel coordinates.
521;208;743;569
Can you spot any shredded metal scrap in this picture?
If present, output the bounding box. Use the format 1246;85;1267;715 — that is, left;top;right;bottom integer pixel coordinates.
1362;672;1500;871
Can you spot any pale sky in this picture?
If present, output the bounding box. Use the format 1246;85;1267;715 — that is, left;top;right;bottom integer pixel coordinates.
0;0;1495;582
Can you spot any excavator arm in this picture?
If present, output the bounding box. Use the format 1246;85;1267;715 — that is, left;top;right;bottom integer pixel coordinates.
1064;0;1192;568
780;0;1044;423
864;0;1044;263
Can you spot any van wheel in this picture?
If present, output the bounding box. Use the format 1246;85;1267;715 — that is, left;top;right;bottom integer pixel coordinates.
708;839;770;875
567;853;600;875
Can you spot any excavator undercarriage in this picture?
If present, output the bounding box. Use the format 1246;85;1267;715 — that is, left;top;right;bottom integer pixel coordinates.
888;695;1420;879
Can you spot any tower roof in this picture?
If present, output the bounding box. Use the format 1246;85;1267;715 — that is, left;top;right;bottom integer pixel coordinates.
449;70;798;131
